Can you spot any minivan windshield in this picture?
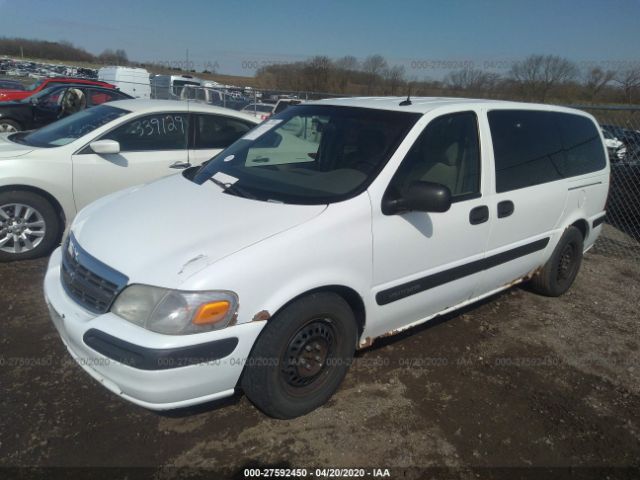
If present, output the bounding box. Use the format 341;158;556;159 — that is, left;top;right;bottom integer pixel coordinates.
11;104;129;148
192;105;420;204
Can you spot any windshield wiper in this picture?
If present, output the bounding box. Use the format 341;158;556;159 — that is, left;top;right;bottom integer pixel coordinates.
207;177;258;200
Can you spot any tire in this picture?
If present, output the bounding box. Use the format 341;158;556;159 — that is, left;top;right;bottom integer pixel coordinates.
241;292;358;419
529;226;583;297
0;190;61;262
0;119;22;133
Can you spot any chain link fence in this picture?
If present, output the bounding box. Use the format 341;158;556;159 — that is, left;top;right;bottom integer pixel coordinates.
575;106;640;262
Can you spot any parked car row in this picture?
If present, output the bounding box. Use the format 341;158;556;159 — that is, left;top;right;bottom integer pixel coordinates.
0;58;98;82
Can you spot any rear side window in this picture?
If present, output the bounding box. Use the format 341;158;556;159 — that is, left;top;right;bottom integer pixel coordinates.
489;110;606;193
556;113;606;177
194;114;254;149
488;110;564;193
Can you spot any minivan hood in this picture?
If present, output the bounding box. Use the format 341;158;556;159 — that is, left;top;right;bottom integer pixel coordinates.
72;174;327;286
0;134;35;158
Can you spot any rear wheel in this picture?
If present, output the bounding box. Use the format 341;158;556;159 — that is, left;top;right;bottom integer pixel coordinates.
241;292;357;419
0;191;61;262
529;226;583;297
0;119;22;133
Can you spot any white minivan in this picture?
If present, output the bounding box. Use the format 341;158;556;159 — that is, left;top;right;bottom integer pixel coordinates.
44;97;609;418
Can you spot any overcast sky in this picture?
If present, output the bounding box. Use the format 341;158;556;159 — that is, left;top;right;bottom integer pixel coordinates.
1;0;639;78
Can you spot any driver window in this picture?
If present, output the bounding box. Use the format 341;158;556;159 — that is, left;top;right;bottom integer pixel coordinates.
101;113;189;151
389;111;480;199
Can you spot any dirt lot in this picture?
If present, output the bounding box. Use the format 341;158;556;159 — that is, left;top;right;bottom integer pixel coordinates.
1;249;639;479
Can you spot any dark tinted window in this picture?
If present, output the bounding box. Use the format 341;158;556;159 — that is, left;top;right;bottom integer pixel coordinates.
389;111;481;198
488;110;564;192
489;110;606;192
557;113;607;176
102;113;189;151
194;114;254;149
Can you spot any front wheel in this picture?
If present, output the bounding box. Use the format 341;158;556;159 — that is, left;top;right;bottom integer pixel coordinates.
0;191;61;262
0;119;22;133
529;226;584;297
241;292;357;419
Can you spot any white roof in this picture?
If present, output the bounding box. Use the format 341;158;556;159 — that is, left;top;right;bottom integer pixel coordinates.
105;99;259;122
310;96;586;116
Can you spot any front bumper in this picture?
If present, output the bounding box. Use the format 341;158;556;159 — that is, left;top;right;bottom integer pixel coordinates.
44;247;266;410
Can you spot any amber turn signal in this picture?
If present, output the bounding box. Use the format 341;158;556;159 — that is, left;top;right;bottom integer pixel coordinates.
192;301;231;325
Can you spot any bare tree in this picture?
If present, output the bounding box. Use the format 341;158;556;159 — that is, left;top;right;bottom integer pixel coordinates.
614;68;640;104
510;54;578;101
98;48;128;65
334;55;359;71
362;54;388;94
304;55;332;92
331;56;359;92
445;68;500;93
383;65;406;95
584;67;615;101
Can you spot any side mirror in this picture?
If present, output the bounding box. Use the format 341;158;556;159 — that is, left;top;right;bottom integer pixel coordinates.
382;181;452;215
90;139;120;155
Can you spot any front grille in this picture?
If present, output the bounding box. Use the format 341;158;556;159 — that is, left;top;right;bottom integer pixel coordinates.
61;234;128;314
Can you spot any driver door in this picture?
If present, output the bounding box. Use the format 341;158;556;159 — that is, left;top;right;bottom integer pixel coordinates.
71;112;190;211
371;111;491;333
31;88;65;128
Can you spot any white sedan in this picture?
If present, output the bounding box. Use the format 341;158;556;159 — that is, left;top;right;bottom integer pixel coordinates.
0;99;259;261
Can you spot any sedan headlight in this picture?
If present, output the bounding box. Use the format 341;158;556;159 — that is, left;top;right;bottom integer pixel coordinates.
111;285;238;335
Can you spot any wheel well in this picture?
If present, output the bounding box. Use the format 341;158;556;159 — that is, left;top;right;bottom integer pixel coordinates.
0;118;22;128
0;185;66;235
272;286;366;337
570;219;589;239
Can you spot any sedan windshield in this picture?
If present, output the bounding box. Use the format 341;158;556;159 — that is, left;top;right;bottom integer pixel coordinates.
13;105;129;148
192;105;420;204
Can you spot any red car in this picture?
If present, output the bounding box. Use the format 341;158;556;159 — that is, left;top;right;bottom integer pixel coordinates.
0;77;115;102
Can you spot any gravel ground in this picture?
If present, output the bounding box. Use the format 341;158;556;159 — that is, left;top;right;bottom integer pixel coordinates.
1;249;639;479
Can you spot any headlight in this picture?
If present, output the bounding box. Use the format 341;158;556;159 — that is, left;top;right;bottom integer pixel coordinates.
111;285;238;335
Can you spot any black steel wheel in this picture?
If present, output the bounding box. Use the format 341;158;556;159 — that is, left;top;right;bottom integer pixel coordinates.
241;292;357;419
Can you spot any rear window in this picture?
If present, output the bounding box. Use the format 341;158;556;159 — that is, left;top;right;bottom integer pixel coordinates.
488;110;605;193
557;113;607;177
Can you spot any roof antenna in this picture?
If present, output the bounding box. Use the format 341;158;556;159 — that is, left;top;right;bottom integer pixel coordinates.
399;84;412;106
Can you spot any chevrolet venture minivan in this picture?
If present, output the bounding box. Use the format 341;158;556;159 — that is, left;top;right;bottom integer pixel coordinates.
45;97;609;418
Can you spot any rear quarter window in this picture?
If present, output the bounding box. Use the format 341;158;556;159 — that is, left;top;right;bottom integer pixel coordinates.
556;113;607;177
488;110;606;193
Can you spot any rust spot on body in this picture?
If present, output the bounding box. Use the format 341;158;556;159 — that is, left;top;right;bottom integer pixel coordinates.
252;310;271;322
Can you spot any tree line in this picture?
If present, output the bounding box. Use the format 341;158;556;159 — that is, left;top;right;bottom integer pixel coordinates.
256;54;640;105
0;37;128;66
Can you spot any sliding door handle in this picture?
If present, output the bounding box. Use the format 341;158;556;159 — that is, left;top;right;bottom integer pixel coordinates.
497;200;515;218
469;205;489;225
